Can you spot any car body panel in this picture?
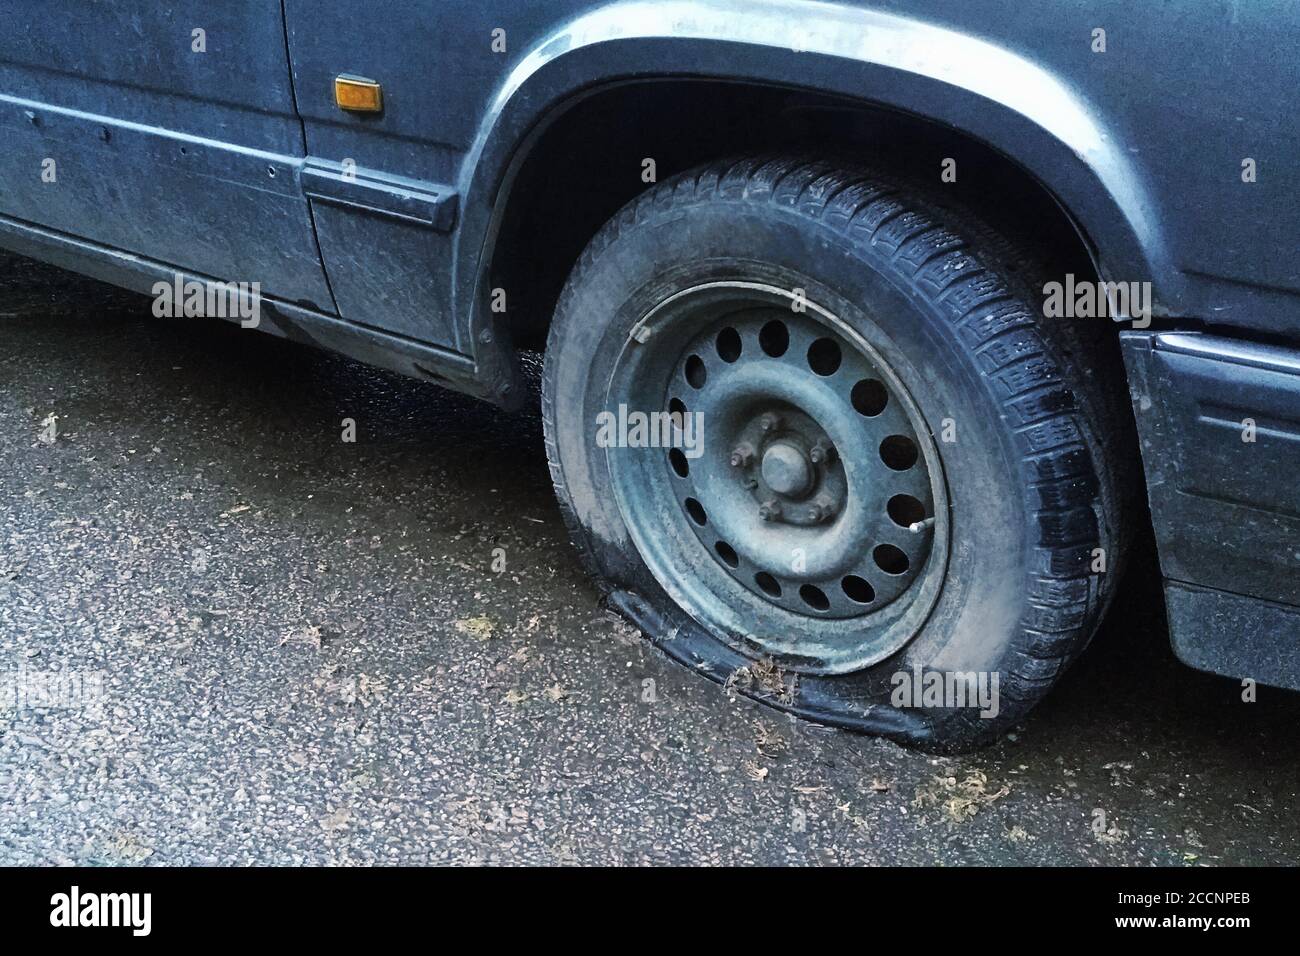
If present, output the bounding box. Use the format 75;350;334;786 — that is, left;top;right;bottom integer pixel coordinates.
1121;329;1300;685
461;0;1299;345
283;1;477;348
0;0;334;309
7;1;1298;369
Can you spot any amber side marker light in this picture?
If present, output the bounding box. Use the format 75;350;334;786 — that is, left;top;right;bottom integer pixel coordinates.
335;75;383;113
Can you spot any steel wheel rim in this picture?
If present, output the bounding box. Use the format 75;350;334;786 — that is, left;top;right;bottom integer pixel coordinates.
604;281;949;674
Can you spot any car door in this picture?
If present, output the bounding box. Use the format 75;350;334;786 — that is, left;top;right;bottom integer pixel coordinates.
0;0;334;312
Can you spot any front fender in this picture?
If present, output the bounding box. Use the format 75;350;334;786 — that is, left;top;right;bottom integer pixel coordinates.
457;0;1174;387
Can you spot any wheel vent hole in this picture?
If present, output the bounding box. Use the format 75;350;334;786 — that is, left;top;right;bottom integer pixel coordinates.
841;575;875;604
754;572;782;597
799;584;830;611
887;494;926;528
851;379;888;416
715;540;740;568
684;497;706;525
880;435;919;470
668;448;689;478
684;354;707;389
873;544;910;575
715;327;742;363
759;320;789;357
807;337;842;376
668;397;687;418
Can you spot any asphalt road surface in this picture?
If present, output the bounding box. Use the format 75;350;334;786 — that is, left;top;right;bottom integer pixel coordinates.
1;252;1297;865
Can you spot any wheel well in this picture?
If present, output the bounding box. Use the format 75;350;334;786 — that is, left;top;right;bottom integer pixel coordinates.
489;80;1100;350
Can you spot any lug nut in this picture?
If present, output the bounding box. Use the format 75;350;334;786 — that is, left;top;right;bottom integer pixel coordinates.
759;499;782;521
758;413;782;433
806;498;837;524
809;440;835;465
729;443;755;468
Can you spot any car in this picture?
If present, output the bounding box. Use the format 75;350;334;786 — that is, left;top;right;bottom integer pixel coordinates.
2;1;1296;749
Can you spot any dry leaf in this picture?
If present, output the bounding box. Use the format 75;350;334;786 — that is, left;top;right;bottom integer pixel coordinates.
455;616;495;641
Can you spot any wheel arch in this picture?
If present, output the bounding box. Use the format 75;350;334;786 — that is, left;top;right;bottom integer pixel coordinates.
458;1;1171;393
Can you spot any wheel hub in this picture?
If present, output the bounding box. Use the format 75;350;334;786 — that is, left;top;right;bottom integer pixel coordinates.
759;441;812;498
604;281;949;673
725;406;847;528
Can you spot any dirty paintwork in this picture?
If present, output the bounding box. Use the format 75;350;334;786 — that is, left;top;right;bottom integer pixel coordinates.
2;1;1297;374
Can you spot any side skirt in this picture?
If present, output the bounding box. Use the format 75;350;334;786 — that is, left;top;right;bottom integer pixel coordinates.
0;213;509;405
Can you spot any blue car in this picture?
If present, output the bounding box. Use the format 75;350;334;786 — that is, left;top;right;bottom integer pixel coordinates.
2;1;1297;747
